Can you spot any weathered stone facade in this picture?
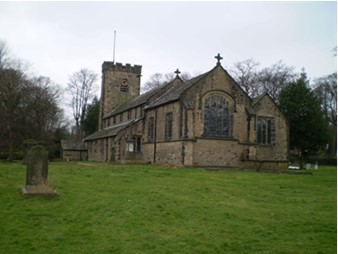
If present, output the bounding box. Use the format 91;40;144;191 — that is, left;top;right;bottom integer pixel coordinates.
84;56;289;169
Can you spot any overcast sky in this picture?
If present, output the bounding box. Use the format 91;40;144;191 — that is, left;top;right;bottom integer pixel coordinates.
0;1;336;94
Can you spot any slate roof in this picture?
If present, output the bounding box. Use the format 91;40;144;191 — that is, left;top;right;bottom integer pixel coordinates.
83;118;142;141
61;140;87;151
145;70;212;109
103;86;163;119
103;77;182;119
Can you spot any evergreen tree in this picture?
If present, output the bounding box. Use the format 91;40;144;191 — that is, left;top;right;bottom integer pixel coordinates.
279;74;329;168
81;96;100;136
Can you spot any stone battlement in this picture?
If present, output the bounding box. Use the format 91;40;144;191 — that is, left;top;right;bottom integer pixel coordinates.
102;61;142;74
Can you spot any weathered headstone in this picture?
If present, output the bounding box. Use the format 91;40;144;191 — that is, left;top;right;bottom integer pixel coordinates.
314;162;318;170
22;145;58;197
306;163;311;170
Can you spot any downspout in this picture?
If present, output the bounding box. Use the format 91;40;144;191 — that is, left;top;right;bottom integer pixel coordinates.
180;100;185;165
153;109;158;163
105;138;108;161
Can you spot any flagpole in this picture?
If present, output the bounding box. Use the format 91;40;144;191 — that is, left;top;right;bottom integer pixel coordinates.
113;30;116;63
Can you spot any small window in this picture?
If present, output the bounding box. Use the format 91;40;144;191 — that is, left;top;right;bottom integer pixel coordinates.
165;113;173;140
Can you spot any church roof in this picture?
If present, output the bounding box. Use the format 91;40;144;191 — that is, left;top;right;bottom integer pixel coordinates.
103;77;182;119
61;139;87;151
83;119;137;141
145;70;211;109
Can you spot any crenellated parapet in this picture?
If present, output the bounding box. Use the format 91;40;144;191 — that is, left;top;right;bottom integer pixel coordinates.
102;62;142;75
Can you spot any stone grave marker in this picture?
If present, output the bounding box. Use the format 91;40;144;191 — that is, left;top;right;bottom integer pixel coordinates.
22;145;58;197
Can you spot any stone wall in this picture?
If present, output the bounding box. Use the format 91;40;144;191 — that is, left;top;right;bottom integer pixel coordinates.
192;138;242;167
99;62;142;129
154;141;183;165
87;139;105;161
142;143;155;163
253;95;288;161
62;150;87;161
88;62;289;168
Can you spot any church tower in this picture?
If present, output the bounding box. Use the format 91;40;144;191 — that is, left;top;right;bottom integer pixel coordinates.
99;61;142;129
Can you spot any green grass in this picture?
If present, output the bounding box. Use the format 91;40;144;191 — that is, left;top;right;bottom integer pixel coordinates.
0;162;336;254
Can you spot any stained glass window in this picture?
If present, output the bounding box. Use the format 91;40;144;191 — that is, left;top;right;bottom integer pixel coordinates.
204;96;230;137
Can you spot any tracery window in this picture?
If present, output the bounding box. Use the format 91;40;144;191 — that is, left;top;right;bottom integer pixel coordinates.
257;117;272;144
204;95;231;137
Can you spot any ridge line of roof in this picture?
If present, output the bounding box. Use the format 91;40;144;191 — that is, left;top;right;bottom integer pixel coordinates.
145;68;213;110
103;77;181;119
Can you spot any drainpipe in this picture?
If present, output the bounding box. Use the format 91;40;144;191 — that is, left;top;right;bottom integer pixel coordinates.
153;109;158;163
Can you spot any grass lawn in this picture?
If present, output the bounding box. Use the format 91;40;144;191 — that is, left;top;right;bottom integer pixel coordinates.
0;162;336;254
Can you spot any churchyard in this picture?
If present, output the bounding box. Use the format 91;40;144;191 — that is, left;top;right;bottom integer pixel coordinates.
0;161;336;254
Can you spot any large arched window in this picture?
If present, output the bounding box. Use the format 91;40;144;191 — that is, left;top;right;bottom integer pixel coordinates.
204;95;231;137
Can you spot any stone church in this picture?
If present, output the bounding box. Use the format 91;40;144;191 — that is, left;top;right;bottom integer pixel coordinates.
84;54;289;169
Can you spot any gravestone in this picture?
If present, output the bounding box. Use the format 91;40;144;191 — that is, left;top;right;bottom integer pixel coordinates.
314;162;318;170
306;163;311;170
22;145;58;197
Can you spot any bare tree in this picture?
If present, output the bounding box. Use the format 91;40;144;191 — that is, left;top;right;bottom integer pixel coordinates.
25;76;63;134
0;39;66;160
313;72;337;154
256;61;296;101
0;67;27;160
141;71;193;93
230;59;296;101
0;40;11;67
230;58;260;97
67;69;98;131
141;73;165;93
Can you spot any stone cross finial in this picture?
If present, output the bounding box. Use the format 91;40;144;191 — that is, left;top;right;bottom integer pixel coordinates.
174;68;181;77
215;53;223;65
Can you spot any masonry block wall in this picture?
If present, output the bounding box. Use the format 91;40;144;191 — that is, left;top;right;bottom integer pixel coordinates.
86;58;289;168
99;62;142;129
